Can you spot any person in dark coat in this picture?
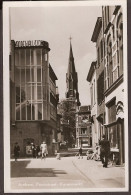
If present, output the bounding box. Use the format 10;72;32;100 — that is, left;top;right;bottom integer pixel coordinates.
31;143;36;158
99;135;110;168
78;147;83;159
14;142;20;161
35;145;40;158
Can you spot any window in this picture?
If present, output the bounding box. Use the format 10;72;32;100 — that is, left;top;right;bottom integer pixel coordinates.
82;129;86;134
112;24;115;40
15;48;44;121
101;40;103;60
97;71;104;104
15;50;19;66
36;49;41;65
117;14;123;76
107;124;119;149
106;35;113;88
20;50;25;66
97;47;100;66
107;98;116;124
26;49;30;65
94;80;95;104
90;86;92;107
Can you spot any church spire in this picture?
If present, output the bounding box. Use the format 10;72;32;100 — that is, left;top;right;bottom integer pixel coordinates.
66;39;80;106
67;41;76;75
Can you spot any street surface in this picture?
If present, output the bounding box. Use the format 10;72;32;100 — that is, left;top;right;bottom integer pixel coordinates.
11;156;125;190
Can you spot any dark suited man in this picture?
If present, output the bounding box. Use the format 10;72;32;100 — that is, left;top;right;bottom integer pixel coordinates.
99;135;110;168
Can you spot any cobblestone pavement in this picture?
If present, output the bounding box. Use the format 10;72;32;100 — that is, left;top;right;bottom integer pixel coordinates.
11;156;125;191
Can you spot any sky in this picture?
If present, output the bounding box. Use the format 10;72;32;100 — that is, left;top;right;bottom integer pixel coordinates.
10;6;102;106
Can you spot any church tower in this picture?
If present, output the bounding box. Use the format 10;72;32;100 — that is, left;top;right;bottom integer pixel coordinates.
66;40;80;106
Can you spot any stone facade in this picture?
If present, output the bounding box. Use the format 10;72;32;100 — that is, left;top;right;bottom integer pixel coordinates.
76;106;92;148
87;6;125;165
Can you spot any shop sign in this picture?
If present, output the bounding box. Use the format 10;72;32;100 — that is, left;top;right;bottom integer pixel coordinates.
15;40;48;48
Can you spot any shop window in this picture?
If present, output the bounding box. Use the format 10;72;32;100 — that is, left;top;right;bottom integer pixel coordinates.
108;124;118;149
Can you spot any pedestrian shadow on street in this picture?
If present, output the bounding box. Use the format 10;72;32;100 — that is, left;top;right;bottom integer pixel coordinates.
11;160;67;178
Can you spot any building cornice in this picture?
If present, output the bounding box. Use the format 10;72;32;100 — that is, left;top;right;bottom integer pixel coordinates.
91;17;102;43
113;6;121;15
87;61;97;82
104;74;123;97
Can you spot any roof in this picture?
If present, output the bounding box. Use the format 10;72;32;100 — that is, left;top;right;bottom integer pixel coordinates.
91;17;102;42
87;61;97;82
49;64;58;81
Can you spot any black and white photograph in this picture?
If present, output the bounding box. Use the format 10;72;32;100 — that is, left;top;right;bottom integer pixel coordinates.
3;0;128;193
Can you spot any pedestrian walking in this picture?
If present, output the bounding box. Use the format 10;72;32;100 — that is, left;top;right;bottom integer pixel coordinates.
31;143;36;158
40;141;48;160
78;147;83;159
14;142;20;161
35;145;40;158
99;135;110;168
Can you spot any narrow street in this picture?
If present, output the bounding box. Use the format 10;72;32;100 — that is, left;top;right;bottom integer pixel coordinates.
11;156;125;190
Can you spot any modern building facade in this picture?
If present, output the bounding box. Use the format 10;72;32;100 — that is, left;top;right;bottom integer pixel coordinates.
76;105;92;148
10;40;59;156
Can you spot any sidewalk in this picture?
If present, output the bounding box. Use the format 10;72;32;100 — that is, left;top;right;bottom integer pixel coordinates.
72;156;125;188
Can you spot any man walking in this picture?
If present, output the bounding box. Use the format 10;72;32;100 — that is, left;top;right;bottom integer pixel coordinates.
99;135;110;168
78;147;83;159
14;142;20;161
